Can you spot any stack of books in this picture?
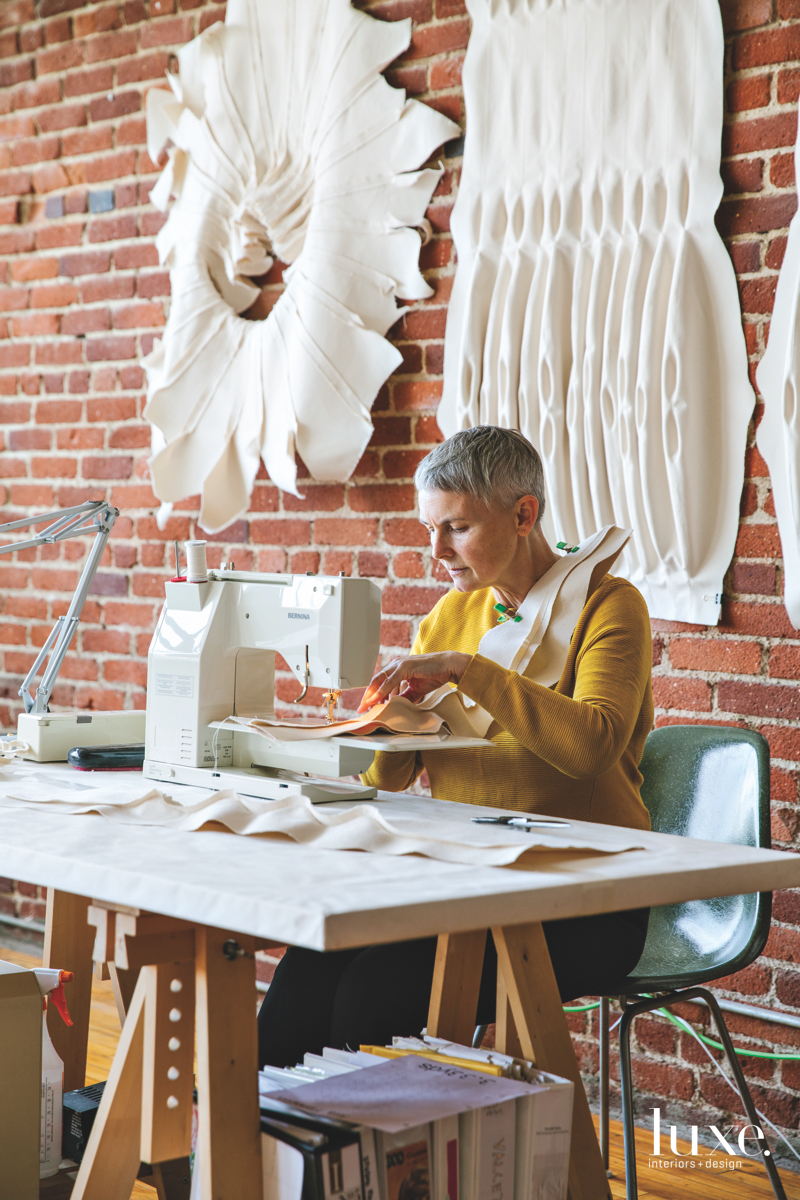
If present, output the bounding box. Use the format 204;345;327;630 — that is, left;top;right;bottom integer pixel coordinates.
257;1035;573;1200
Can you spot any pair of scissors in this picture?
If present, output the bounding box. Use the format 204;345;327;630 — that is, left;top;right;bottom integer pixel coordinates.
471;815;570;829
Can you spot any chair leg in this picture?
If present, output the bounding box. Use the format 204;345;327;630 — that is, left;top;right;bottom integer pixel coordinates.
618;1006;640;1200
472;1024;488;1049
599;997;610;1173
698;988;787;1200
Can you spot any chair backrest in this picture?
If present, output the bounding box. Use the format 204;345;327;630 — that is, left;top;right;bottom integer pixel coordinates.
639;724;770;850
626;724;772;989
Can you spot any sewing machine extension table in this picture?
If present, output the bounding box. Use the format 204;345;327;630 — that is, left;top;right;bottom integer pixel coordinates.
0;764;799;1200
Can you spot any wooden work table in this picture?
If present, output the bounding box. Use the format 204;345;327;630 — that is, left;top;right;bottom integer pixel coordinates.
0;764;798;1200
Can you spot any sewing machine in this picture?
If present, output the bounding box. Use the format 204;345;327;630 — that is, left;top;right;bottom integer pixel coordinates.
143;568;388;802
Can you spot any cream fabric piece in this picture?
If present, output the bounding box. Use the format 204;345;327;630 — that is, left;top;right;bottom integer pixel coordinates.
419;524;631;738
0;784;643;867
143;0;458;532
439;0;752;625
755;104;800;628
221;696;448;742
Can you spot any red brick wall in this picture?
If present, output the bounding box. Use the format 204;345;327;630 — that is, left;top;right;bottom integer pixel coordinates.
1;0;800;1154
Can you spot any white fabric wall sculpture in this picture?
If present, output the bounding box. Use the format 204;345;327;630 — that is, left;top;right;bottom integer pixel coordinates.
438;0;753;625
143;0;458;533
755;106;800;629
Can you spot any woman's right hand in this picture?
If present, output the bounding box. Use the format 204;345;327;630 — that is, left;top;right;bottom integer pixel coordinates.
358;651;471;712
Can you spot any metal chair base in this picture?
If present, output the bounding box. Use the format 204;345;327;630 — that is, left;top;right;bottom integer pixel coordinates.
614;987;787;1200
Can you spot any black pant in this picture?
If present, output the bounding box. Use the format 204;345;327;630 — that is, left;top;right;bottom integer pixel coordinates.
258;907;649;1068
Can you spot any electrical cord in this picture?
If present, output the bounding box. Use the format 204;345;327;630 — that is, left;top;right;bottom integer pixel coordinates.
563;997;800;1060
655;1005;800;1061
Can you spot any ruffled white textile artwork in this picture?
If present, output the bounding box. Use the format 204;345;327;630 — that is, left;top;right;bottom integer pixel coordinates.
755;104;800;629
143;0;458;533
0;783;643;867
438;0;753;625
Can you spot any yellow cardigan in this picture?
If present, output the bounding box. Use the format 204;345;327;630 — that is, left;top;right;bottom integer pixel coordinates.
362;575;654;831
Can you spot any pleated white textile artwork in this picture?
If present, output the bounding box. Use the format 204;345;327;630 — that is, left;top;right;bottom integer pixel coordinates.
438;0;753;625
143;0;458;534
755;107;800;629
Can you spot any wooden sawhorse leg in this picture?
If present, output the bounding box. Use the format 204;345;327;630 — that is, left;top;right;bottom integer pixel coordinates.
72;911;263;1200
426;923;612;1200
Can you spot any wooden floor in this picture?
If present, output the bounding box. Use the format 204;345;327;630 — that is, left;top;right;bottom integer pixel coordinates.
3;939;799;1200
604;1124;800;1200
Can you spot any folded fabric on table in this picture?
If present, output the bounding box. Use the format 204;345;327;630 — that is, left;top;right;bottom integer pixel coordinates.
219;695;454;742
0;779;644;866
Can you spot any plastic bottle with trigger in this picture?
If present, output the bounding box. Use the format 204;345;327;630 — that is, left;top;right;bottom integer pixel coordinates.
33;968;74;1178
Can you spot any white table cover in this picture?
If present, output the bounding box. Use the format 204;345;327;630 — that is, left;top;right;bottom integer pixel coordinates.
0;764;797;950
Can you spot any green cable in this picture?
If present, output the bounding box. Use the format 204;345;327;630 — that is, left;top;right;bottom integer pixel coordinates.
656;1005;800;1061
559;998;800;1060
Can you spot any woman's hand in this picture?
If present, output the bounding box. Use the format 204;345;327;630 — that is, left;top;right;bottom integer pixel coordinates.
358;652;471;712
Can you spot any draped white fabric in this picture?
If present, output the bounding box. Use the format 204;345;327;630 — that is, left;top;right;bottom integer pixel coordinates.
0;784;643;866
439;0;753;625
143;0;458;533
755;106;800;629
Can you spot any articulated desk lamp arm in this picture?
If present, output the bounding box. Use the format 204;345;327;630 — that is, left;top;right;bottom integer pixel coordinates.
0;501;118;715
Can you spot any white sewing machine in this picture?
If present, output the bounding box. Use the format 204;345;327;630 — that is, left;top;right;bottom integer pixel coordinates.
143;568;385;802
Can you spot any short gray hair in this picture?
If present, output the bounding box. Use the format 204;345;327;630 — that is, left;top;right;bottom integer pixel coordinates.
415;426;546;523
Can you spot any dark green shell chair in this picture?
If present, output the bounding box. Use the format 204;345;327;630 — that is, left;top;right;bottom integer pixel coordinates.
599;725;781;1199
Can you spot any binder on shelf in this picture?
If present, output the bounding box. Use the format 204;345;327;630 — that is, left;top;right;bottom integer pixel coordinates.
391;1035;537;1081
261;1111;363;1200
514;1072;573;1200
459;1100;516;1200
260;1063;379;1200
361;1044;506;1078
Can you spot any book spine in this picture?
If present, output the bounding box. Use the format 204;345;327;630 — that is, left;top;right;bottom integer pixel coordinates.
457;1110;477;1200
527;1085;573;1200
356;1125;380;1200
376;1123;432;1200
322;1142;363;1200
476;1101;515;1200
432;1112;459;1200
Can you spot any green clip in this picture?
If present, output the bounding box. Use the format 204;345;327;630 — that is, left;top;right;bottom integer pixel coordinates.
494;602;522;625
556;541;579;554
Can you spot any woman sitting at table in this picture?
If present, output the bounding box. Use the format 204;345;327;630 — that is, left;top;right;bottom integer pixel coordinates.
258;425;653;1068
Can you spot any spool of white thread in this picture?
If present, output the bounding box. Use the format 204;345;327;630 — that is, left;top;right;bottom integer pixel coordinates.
185;540;208;582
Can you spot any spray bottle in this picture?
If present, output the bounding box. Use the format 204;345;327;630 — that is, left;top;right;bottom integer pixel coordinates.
33;968;73;1179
